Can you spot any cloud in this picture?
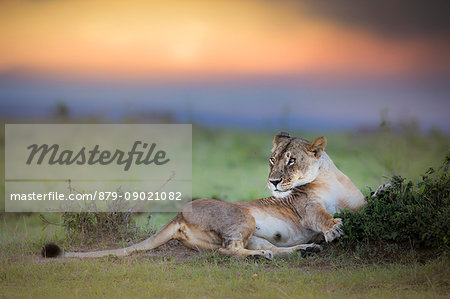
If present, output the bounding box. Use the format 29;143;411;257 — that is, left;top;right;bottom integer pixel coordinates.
301;0;450;39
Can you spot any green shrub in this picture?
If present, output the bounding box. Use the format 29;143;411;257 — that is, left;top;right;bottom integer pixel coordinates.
57;210;157;249
337;153;449;250
41;184;157;246
62;211;145;242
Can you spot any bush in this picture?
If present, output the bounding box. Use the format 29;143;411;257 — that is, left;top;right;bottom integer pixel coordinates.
46;183;156;246
57;210;157;249
337;153;449;250
62;211;149;243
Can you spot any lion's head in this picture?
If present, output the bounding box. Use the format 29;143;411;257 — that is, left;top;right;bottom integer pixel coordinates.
268;132;327;198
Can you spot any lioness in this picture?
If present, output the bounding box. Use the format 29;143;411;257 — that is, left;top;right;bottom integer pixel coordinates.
43;132;365;259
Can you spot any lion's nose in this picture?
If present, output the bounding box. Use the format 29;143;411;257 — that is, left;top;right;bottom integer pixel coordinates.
269;179;282;188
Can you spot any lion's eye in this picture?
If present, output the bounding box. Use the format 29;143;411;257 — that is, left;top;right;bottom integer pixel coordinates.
269;158;275;165
288;158;296;165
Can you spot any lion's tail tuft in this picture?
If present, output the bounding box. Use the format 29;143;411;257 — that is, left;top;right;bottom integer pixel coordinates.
42;243;63;258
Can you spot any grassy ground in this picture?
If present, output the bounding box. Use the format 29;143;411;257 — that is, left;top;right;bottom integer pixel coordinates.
1;255;448;298
1;127;449;298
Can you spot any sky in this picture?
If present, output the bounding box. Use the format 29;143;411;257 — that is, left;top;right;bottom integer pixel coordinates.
0;0;449;131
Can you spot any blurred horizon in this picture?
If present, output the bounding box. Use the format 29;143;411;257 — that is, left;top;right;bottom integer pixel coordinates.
1;73;449;132
0;0;449;132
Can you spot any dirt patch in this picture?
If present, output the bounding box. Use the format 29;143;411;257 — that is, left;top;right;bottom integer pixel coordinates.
22;240;439;270
145;240;201;261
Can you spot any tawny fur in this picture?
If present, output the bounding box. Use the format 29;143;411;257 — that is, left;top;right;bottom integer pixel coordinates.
44;132;365;259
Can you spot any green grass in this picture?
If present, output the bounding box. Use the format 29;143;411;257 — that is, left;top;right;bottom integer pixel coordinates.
0;255;448;298
1;126;449;298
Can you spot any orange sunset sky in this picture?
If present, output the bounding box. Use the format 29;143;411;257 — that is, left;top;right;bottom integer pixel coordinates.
1;0;449;79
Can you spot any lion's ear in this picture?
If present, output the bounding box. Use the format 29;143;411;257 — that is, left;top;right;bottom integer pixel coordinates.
309;136;327;158
273;131;290;150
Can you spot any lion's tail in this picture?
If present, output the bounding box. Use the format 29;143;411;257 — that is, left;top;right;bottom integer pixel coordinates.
42;217;181;258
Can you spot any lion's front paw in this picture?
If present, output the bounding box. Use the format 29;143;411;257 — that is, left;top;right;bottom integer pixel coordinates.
323;218;344;242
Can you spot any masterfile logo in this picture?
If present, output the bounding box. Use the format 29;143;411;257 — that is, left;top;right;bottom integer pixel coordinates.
5;124;192;213
26;141;170;171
